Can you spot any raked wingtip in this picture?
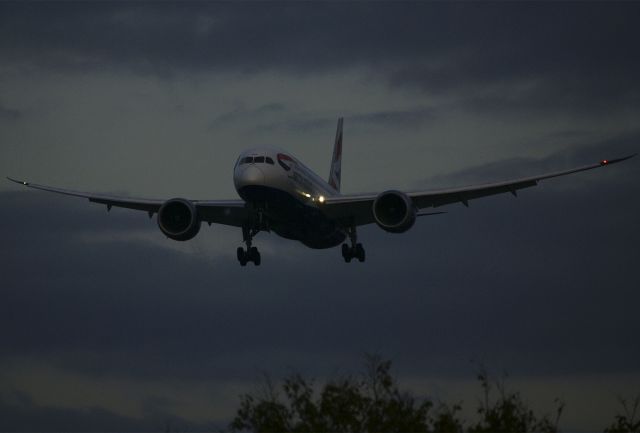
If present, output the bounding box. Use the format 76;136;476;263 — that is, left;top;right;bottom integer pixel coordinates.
600;154;637;166
7;176;28;185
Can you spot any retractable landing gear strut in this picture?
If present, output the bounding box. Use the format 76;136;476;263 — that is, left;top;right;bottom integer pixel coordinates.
341;226;365;263
237;225;261;266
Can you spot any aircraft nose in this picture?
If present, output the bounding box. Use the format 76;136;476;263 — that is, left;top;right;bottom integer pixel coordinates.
236;165;265;188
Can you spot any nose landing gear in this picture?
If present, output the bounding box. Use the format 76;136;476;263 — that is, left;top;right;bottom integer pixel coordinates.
237;246;261;266
238;225;261;266
341;226;365;263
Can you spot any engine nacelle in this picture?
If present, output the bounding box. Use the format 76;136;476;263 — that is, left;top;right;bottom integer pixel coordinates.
157;198;201;241
372;190;416;233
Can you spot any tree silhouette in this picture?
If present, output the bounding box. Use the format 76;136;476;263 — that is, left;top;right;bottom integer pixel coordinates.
604;395;640;433
468;367;563;433
229;355;562;433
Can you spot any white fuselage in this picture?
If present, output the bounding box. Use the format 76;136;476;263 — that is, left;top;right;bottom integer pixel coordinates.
232;147;345;248
233;147;338;205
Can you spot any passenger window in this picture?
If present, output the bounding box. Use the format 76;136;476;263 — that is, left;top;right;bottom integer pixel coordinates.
266;157;274;165
254;156;265;163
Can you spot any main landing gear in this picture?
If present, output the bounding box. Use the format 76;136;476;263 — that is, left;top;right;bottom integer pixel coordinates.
341;226;365;263
238;225;261;266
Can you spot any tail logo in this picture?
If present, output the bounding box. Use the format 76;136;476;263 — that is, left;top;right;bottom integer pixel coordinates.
329;119;343;191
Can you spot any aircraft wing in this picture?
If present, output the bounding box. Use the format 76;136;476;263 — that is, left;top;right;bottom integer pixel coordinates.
320;154;636;226
6;177;249;227
192;200;249;227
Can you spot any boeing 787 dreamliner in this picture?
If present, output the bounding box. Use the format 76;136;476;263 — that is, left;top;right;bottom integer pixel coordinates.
8;118;635;266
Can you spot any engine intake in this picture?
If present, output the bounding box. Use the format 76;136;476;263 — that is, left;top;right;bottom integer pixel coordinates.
372;190;416;233
157;198;201;241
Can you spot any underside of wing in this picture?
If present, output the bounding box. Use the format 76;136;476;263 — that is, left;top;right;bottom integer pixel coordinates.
7;177;165;212
320;154;636;226
7;177;249;228
193;200;249;227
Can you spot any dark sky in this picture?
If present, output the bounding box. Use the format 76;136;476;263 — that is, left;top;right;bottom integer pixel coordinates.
1;3;639;431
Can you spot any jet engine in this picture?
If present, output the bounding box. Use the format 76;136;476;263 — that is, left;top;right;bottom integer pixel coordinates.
157;198;201;241
372;190;416;233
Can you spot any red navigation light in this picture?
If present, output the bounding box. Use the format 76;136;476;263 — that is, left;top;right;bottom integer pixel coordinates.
601;159;608;165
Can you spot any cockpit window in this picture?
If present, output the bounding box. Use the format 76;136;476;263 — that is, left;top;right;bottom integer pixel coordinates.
239;155;274;165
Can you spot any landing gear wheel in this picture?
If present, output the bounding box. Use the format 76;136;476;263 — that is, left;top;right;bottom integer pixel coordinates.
355;243;365;262
249;247;261;266
341;226;365;263
237;247;248;267
341;243;351;262
239;223;263;266
237;245;261;266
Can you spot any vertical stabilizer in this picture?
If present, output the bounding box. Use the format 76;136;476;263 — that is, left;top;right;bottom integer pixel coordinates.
328;117;343;192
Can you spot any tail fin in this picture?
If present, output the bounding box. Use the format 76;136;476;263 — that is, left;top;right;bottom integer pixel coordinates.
328;117;343;191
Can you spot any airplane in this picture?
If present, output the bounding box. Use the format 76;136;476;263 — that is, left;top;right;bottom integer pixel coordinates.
7;118;635;266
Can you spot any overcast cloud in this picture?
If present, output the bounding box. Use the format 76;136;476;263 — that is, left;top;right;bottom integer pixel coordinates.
1;2;639;431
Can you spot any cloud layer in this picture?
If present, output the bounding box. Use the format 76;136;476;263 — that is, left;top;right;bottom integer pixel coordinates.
1;2;639;431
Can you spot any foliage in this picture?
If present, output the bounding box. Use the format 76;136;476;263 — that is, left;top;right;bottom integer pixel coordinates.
229;355;563;433
604;396;640;433
230;355;447;432
468;367;563;433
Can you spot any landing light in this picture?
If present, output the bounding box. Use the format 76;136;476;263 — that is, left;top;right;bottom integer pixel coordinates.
303;193;311;198
318;195;325;203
